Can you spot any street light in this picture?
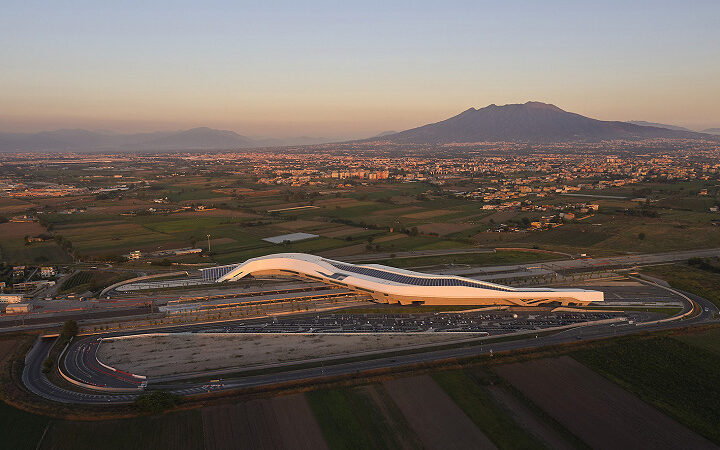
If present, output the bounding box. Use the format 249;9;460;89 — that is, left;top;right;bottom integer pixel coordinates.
207;234;211;253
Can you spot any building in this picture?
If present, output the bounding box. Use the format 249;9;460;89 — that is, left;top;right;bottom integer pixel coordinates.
5;303;32;314
0;294;24;304
129;250;142;260
214;253;603;306
12;280;54;293
40;266;56;277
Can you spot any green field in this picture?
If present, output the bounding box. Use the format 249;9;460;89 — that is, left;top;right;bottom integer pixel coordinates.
0;240;71;265
573;336;720;443
432;369;544;449
306;387;404;450
370;250;560;268
675;326;720;358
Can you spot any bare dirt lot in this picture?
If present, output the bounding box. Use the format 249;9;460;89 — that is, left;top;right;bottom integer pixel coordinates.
495;356;715;450
276;219;327;231
202;394;327;450
320;226;365;238
417;222;474;236
316;243;367;257
0;198;33;214
371;206;421;215
402;209;453;219
374;233;407;243
97;332;482;377
170;209;259;218
383;375;496;450
0;221;46;238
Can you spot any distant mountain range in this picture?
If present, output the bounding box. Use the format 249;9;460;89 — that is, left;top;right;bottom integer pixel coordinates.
0;127;333;152
365;102;713;143
2;103;717;152
626;121;692;132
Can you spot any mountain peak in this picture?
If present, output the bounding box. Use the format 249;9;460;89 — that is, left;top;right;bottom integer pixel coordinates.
366;102;710;143
523;101;563;111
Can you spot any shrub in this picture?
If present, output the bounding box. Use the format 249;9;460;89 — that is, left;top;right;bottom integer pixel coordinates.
62;320;78;338
41;358;54;373
134;390;182;414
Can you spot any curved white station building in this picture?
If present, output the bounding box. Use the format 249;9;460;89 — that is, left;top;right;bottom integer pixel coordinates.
214;253;603;307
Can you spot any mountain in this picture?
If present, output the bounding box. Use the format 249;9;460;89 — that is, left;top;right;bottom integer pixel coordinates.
0;127;257;152
366;102;711;143
626;121;692;132
133;127;253;150
701;128;720;135
372;130;399;138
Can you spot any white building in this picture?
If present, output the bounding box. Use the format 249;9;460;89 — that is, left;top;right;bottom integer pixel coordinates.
215;253;603;306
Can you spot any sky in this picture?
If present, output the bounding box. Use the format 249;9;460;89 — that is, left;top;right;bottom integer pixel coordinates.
1;0;719;138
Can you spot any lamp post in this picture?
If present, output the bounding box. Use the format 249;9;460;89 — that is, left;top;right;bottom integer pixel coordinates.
207;234;211;253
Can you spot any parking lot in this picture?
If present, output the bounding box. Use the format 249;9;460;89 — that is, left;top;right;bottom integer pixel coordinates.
198;309;644;335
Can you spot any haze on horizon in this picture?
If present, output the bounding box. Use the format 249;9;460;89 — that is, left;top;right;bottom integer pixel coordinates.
2;0;719;139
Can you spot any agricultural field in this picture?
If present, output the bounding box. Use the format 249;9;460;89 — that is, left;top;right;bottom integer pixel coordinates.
432;370;542;449
0;222;71;264
382;375;497;449
307;387;404;450
202;394;327;450
0;401;49;450
496;355;714;448
371;249;561;269
572;335;720;444
39;411;204;450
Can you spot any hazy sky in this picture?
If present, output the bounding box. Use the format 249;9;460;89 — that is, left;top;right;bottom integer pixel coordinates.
2;0;719;137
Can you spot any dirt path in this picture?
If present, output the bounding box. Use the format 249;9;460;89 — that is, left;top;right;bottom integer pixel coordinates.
201;394;327;450
383;375;497;450
495;356;717;450
486;386;575;450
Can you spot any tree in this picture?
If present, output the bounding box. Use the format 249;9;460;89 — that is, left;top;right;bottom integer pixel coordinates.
134;390;182;414
62;320;78;338
638;232;646;240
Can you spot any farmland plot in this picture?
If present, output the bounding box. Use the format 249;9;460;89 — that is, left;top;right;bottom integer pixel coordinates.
495;356;714;450
202;395;327;450
383;375;496;450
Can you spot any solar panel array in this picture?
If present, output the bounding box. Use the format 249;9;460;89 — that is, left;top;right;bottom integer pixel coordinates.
200;264;240;281
326;261;513;292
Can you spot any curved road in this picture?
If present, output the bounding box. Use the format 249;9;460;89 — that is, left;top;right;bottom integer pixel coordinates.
23;287;718;404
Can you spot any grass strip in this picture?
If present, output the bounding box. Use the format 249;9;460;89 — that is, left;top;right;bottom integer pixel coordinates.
432;369;544;449
306;387;403;450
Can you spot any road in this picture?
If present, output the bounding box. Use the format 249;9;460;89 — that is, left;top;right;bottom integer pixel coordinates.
435;247;720;277
22;282;718;404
